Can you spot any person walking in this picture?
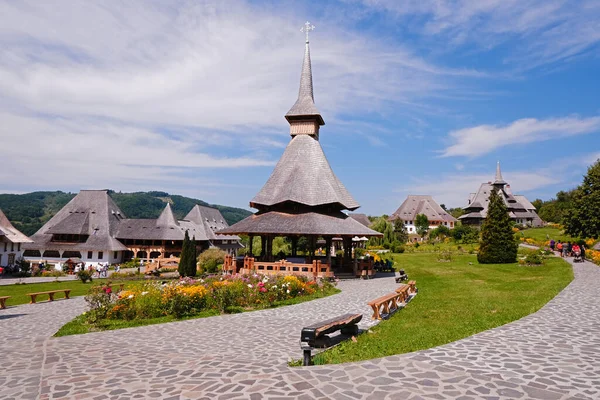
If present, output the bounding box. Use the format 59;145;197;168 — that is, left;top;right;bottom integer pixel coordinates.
557;241;563;257
550;239;555;252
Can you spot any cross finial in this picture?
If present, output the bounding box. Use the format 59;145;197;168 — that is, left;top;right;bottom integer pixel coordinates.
301;21;315;43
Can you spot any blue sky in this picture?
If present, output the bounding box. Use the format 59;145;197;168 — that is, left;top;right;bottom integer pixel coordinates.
0;0;599;215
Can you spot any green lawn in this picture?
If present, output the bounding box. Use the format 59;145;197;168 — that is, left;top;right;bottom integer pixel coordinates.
520;226;579;243
314;252;572;365
0;279;138;307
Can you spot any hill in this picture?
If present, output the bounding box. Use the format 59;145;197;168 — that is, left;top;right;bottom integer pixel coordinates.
0;191;252;236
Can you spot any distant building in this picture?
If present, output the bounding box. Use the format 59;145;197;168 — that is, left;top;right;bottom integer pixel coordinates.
388;195;457;234
0;208;32;267
24;190;241;267
460;162;543;227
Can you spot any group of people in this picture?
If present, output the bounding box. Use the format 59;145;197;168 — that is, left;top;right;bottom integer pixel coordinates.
549;240;585;259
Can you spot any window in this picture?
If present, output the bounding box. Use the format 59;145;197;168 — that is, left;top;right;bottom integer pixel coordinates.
98;251;104;260
3;242;6;252
87;251;93;259
11;243;14;251
7;253;15;265
0;254;2;265
18;243;21;251
113;252;118;259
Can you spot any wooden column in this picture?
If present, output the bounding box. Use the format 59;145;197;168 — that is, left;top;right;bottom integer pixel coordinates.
248;235;254;257
260;236;266;259
291;236;298;257
326;237;332;268
266;235;274;261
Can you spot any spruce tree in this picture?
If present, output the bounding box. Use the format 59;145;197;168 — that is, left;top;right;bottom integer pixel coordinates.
179;230;191;277
478;188;518;264
564;159;600;238
188;236;198;277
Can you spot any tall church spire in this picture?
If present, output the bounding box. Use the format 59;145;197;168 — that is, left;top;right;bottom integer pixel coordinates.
285;21;325;133
493;161;507;186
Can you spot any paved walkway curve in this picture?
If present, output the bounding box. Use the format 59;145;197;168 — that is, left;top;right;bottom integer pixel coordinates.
1;259;599;399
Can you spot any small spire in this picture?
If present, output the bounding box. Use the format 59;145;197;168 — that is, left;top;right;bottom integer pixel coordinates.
285;22;324;126
493;161;507;185
157;203;178;227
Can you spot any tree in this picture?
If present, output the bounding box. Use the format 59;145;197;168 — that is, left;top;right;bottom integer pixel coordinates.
440;204;447;211
429;225;451;240
178;230;196;277
189;236;198;277
451;223;479;244
448;207;465;219
415;214;430;239
393;219;408;243
477;188;518;264
564;159;600;238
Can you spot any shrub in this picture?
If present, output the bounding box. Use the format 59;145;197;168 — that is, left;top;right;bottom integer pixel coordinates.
77;269;93;283
198;248;227;274
391;241;405;253
41;270;66;277
525;253;543;265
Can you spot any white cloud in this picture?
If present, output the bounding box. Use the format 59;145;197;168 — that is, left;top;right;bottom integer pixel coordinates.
0;0;486;198
355;0;600;69
441;116;600;158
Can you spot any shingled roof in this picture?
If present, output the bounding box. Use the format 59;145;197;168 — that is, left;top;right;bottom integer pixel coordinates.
219;211;381;236
389;195;456;223
0;208;32;243
348;213;372;227
285;39;324;125
250;134;360;211
459;163;541;225
184;205;240;241
26;190;127;251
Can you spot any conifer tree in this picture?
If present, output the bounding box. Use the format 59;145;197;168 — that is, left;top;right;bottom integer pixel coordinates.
179;230;192;277
478;188;518;264
188;236;198;277
564;159;600;238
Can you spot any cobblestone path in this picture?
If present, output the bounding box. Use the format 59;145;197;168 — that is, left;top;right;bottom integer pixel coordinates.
1;259;598;399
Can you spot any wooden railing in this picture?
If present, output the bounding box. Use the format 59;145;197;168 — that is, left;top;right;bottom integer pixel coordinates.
223;255;333;278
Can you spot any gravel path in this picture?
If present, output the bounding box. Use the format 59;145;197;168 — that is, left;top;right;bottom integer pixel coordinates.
1;259;598;399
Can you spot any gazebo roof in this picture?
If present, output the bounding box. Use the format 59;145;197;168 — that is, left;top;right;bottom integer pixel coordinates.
219;211;382;237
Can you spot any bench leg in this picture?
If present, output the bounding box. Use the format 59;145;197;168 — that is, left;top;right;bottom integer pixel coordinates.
303;349;312;366
371;305;379;320
0;299;6;309
48;293;55;302
30;295;37;304
64;291;71;299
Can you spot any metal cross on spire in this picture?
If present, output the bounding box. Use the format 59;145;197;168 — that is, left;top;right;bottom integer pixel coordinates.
301;21;315;43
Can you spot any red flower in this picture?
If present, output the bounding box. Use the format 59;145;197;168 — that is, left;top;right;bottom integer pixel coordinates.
259;287;267;293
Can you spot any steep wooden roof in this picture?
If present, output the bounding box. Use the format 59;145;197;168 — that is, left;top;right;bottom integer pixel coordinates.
26;190;127;251
219;211;382;237
0;208;32;243
389;195;456;223
250;135;360;211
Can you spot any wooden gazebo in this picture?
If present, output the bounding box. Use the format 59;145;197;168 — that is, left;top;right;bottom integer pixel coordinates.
219;29;381;277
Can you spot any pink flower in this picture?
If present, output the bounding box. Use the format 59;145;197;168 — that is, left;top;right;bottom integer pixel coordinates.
259;287;267;293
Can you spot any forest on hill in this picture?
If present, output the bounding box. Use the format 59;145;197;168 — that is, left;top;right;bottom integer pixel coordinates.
0;191;252;236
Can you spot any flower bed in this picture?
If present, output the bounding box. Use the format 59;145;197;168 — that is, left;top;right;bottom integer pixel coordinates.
82;274;336;325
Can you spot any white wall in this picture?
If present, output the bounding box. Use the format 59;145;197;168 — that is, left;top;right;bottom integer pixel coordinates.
0;239;25;267
26;250;122;268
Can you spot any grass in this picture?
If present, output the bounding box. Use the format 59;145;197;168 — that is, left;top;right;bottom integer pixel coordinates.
54;285;340;337
0;279;140;307
313;252;572;365
519;226;580;243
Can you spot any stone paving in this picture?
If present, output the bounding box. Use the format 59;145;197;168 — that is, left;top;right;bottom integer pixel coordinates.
1;259;599;399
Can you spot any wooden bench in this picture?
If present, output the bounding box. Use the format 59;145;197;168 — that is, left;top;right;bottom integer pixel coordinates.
26;289;71;304
0;296;10;309
367;292;402;320
107;283;125;292
395;284;410;303
300;313;362;366
408;280;417;294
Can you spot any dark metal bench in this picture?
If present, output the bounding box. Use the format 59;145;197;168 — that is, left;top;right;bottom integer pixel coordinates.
395;269;408;283
300;313;362;366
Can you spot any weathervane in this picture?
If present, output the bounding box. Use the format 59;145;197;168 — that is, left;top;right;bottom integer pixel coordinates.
301;21;315;43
